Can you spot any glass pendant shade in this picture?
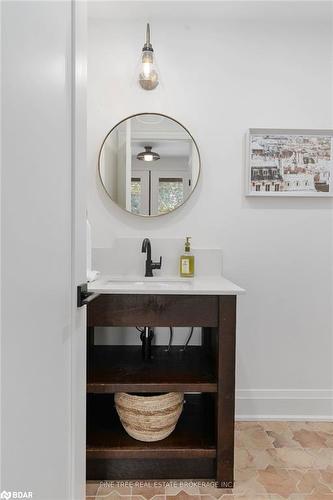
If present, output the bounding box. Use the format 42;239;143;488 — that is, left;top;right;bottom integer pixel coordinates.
138;24;159;90
137;146;160;162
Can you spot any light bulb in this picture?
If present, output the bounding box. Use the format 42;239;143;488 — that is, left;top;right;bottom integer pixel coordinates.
137;146;160;161
138;24;159;91
142;51;153;77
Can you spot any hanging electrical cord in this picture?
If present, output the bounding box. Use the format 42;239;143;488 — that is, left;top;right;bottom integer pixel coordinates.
181;327;194;351
165;326;173;352
144;326;194;353
166;326;195;352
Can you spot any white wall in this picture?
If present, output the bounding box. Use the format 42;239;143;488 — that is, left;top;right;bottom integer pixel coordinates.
87;1;333;418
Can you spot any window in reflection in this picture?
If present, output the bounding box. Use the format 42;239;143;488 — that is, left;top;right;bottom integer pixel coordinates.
158;178;184;214
131;178;141;214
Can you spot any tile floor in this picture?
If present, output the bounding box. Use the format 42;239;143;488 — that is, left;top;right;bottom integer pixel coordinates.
86;421;333;499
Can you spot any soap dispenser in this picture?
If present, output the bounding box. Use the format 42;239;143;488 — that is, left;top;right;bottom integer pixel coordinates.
179;237;194;278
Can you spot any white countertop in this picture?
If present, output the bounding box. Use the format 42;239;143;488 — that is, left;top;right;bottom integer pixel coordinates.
88;275;245;295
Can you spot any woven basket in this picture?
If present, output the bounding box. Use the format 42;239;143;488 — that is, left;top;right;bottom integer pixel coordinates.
115;392;184;442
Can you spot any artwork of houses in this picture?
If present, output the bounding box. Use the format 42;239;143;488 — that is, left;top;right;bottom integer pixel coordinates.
249;132;332;195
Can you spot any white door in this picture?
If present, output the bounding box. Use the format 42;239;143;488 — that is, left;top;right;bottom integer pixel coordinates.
1;2;87;499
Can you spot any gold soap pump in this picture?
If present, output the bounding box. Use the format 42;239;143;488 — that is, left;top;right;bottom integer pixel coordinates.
179;237;195;278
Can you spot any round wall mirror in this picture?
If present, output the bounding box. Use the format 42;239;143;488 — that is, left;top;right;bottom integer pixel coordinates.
98;113;201;217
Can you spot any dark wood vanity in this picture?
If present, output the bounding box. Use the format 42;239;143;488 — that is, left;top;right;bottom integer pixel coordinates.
86;293;237;488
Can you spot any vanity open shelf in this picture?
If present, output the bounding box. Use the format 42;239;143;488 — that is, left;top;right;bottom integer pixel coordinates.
87;346;217;393
87;393;215;459
86;291;241;488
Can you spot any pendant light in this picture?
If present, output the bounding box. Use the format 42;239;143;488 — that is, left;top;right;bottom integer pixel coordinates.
138;23;159;90
137;146;160;162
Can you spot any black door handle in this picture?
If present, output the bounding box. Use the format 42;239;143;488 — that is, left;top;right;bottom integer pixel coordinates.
77;283;100;307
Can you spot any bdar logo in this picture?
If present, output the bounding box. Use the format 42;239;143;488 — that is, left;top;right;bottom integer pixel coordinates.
0;492;11;500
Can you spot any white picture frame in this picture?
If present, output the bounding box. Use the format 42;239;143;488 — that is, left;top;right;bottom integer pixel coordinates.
246;128;333;197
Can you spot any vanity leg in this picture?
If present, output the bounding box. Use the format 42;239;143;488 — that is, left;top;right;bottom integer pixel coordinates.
87;326;94;348
216;296;236;488
87;327;94;371
201;327;211;351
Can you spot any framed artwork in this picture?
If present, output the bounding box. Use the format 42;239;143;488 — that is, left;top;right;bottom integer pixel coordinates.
246;129;333;196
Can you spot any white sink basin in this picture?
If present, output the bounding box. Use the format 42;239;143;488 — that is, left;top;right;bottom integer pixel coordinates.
105;277;193;290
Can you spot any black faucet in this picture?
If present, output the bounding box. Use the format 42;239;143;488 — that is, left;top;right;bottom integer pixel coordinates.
141;238;162;277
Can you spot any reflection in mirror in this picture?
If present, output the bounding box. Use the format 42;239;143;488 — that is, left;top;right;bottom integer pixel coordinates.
99;113;200;217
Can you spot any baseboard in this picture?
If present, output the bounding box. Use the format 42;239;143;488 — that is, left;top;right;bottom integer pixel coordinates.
235;389;333;420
